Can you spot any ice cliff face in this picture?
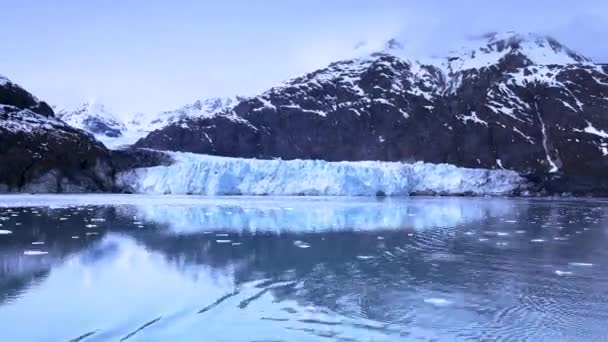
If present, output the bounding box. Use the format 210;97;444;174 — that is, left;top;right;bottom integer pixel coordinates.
117;152;525;196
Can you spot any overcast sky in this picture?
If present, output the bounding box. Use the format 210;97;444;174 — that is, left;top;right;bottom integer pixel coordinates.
1;0;606;114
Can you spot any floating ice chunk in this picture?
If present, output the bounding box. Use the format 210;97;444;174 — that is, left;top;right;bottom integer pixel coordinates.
530;239;545;243
31;241;44;245
293;240;311;248
0;230;12;235
216;239;232;243
357;255;375;260
23;250;48;256
555;270;573;276
424;298;453;306
568;262;593;267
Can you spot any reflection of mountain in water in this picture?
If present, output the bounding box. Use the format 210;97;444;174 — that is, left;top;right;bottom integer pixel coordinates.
0;206;136;305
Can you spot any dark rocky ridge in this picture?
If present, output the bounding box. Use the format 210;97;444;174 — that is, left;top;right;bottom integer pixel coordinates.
135;34;608;194
0;77;168;193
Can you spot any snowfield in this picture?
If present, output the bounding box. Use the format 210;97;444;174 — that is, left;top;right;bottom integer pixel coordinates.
117;152;525;196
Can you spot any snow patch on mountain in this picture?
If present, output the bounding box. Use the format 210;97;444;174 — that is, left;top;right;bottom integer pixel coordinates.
127;97;241;132
0;105;86;139
378;31;590;76
117;152;525;196
443;32;588;73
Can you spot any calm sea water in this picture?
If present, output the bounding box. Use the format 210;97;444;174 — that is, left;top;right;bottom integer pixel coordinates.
0;195;607;341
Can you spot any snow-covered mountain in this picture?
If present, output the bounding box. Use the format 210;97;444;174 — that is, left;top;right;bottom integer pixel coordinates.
57;97;241;149
126;96;242;132
135;31;608;194
0;75;116;192
56;101;126;138
442;32;590;74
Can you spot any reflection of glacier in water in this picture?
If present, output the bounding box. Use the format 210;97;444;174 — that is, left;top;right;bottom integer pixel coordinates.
1;196;608;340
130;197;516;234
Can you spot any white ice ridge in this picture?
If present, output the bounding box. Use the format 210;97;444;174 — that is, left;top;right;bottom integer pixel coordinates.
117;152;525;196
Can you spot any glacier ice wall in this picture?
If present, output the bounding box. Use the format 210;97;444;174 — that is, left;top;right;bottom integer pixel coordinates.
117;152;525;196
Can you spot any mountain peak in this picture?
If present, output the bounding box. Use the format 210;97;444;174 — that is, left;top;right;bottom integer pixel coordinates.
56;100;126;138
444;31;591;73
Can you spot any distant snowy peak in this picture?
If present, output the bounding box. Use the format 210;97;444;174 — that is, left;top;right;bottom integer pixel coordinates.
57;101;126;138
128;96;242;132
444;32;591;74
161;96;242;120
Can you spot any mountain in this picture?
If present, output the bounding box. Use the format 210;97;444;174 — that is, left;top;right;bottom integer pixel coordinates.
57;101;127;138
0;75;172;193
57;97;240;149
126;96;241;132
0;75;116;192
135;32;608;195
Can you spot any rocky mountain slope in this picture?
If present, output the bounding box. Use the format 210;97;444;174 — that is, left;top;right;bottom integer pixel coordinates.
0;76;171;192
57;97;240;149
135;32;608;193
0;75;116;192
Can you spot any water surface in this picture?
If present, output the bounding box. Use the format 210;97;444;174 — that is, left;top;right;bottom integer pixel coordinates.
0;195;607;341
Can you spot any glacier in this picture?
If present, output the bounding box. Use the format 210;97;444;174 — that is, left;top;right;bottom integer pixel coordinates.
116;152;525;196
